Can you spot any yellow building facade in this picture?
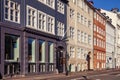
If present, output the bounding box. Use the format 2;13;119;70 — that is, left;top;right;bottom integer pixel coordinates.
67;0;94;72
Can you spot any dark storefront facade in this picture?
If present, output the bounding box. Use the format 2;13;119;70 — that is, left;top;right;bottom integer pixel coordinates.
0;0;68;78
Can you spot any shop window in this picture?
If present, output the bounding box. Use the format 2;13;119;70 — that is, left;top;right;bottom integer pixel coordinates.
39;40;45;62
48;42;54;63
5;34;19;61
28;38;35;62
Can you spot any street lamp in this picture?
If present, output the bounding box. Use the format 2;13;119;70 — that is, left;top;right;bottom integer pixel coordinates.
65;52;69;76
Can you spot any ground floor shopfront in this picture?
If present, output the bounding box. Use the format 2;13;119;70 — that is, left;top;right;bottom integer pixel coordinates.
93;49;106;70
0;26;67;78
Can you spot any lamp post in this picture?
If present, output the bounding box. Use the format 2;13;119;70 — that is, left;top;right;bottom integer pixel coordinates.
65;52;69;76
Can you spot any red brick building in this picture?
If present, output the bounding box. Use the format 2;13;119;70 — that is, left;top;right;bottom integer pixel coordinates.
93;9;106;70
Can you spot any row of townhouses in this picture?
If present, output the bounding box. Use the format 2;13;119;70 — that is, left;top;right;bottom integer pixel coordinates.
0;0;120;78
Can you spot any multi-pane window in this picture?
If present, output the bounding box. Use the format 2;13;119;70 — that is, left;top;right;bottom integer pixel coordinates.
38;0;46;3
57;21;64;36
27;6;55;34
81;31;84;43
77;13;81;22
88;20;91;28
94;37;96;45
70;27;74;39
70;8;74;18
38;0;54;9
88;35;91;45
81;48;84;59
81;0;84;9
57;0;64;14
4;0;20;23
5;34;19;61
27;6;37;28
84;33;87;43
81;15;84;24
77;30;81;42
77;48;81;58
38;11;46;31
84;17;87;26
47;15;54;33
46;0;55;9
70;46;75;58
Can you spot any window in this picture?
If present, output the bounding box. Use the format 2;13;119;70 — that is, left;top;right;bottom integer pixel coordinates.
39;40;45;62
28;38;35;62
94;24;96;31
47;15;54;34
77;48;81;58
81;48;84;59
70;8;74;18
77;13;81;22
88;20;91;28
48;42;54;63
81;0;84;9
77;0;81;7
88;35;91;45
27;6;37;28
72;0;76;4
94;12;96;19
81;15;84;24
77;30;81;42
94;37;96;45
46;0;55;9
38;0;46;3
81;31;84;43
4;0;20;23
5;34;19;61
57;0;64;14
84;33;87;43
70;27;74;39
38;11;46;31
84;17;87;26
57;21;64;36
70;46;75;58
38;0;54;9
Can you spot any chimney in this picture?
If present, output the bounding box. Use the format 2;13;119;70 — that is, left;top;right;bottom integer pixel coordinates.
60;0;69;4
88;0;94;5
111;8;119;13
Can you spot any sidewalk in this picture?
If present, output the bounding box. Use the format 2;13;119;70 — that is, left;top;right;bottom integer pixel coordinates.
4;69;120;80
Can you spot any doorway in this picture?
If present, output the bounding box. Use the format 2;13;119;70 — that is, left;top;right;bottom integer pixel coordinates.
56;46;64;73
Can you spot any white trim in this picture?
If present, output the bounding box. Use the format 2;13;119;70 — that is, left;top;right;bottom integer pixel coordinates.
26;5;37;29
4;0;20;23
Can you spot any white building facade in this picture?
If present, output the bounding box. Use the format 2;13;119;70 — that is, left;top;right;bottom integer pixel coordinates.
106;19;115;69
101;8;120;68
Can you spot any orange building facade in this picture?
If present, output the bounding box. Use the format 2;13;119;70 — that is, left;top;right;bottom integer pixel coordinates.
93;9;106;70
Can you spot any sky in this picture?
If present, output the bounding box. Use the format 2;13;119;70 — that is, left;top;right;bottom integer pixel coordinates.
93;0;120;11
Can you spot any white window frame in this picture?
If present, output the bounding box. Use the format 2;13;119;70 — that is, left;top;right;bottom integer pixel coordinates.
38;11;46;31
46;15;55;34
38;0;55;9
70;27;74;39
4;0;20;23
26;5;37;29
57;0;64;14
70;8;74;18
57;21;65;36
